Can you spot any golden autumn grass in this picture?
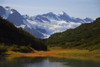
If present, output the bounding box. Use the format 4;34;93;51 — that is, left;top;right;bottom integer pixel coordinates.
6;47;100;60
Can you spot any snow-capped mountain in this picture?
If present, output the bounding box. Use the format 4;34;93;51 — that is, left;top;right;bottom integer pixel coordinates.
0;6;45;38
0;6;93;39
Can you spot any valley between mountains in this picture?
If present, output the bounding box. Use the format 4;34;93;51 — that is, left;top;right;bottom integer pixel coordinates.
0;6;100;59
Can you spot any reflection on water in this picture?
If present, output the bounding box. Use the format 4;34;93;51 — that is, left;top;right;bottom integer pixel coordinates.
0;57;100;67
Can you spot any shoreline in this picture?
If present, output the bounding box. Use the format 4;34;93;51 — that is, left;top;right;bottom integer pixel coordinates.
5;48;100;61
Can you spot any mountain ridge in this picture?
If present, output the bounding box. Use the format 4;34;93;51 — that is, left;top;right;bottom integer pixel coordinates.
0;6;93;39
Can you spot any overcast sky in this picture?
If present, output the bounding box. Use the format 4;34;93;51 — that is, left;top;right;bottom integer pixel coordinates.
0;0;100;19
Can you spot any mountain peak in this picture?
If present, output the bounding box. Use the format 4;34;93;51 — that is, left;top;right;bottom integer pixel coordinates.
5;6;10;9
59;11;67;15
47;12;55;15
42;12;59;20
42;12;56;16
84;17;94;22
5;6;12;10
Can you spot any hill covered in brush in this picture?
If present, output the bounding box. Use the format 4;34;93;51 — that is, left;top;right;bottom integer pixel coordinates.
0;16;47;54
46;17;100;50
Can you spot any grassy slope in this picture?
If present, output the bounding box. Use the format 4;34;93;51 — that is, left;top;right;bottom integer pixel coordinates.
0;16;47;54
46;17;100;50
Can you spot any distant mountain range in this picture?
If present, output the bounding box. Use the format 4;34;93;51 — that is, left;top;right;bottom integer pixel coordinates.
0;6;93;39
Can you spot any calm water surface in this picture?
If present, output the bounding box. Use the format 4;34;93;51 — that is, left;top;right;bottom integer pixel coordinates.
0;57;100;67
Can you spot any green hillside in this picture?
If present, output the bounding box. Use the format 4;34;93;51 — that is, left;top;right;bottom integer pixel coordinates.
0;16;47;54
46;17;100;50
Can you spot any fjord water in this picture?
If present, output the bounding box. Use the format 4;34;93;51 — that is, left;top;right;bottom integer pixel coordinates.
0;57;100;67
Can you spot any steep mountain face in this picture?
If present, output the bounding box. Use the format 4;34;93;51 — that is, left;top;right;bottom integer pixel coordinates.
0;6;6;16
0;6;93;39
58;12;73;22
46;17;100;50
0;6;45;38
23;26;45;38
42;12;59;20
7;9;24;26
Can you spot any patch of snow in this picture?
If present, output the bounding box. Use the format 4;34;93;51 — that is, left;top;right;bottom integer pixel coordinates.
23;20;32;29
16;25;26;28
10;11;13;14
59;12;65;15
41;33;50;39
